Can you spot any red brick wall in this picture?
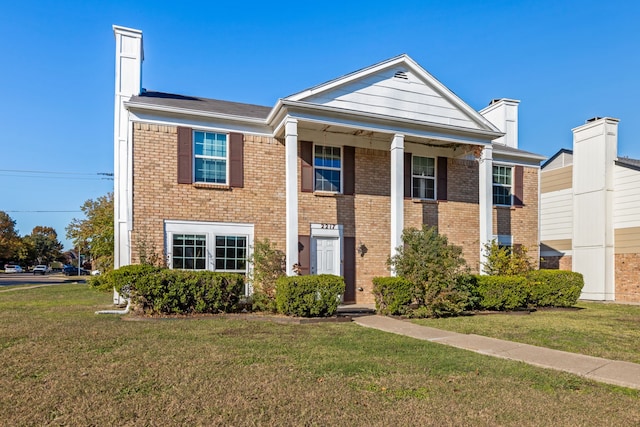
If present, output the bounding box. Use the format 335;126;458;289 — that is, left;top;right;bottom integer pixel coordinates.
615;254;640;302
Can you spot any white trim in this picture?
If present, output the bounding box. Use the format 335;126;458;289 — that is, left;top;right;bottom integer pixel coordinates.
124;100;267;125
310;224;344;277
479;145;493;274
164;220;254;294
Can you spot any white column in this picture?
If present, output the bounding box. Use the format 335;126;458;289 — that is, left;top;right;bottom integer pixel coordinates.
113;25;143;269
478;144;493;273
390;134;405;276
285;118;299;276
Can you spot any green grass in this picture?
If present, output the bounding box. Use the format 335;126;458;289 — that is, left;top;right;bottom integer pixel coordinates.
1;285;639;426
413;302;640;364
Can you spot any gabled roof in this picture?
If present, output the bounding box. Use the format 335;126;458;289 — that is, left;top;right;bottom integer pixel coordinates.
128;91;271;120
541;148;573;169
283;54;500;134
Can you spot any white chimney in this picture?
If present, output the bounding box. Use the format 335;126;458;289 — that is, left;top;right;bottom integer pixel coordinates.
113;25;143;273
571;117;619;301
479;98;520;149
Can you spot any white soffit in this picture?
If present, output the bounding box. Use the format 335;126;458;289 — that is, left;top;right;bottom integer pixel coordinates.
285;54;500;134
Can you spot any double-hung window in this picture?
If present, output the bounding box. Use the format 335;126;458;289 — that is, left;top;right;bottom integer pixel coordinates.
194;131;228;184
215;236;247;272
314;145;342;192
493;165;513;205
412;156;435;199
172;234;207;270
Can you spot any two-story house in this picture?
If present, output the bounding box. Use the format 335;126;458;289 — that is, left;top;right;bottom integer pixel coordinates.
113;25;544;304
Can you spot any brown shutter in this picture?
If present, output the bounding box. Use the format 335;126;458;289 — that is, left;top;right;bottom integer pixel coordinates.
301;141;314;192
343;237;356;303
343;146;355;195
298;235;310;275
437;157;448;201
404;152;412;198
229;132;244;188
177;127;193;184
514;166;524;207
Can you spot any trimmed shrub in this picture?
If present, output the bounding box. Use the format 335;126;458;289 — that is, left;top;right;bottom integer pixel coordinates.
88;264;161;293
275;275;345;317
475;275;528;310
526;270;584;307
131;270;244;314
482;240;534;276
372;277;414;315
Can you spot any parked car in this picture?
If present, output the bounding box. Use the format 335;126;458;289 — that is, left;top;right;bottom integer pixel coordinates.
4;264;23;273
63;265;90;276
32;265;50;275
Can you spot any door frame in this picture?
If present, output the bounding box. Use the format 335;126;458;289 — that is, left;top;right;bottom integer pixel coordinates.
310;223;343;277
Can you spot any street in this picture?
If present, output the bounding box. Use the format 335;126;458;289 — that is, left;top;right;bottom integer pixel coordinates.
0;273;86;287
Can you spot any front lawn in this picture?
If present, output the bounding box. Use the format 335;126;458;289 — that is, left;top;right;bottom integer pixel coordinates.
1;285;639;426
414;302;640;364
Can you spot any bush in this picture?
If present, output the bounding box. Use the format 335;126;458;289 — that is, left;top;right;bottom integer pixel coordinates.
275;275;345;317
248;238;285;313
526;270;584;307
372;277;414;315
482;241;534;276
475;275;528;310
91;265;245;315
388;226;471;317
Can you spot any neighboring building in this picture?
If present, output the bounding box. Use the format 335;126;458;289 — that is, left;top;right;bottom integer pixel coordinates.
113;26;544;304
541;117;640;302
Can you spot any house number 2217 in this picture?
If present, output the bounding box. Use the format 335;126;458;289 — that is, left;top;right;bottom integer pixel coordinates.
321;224;336;230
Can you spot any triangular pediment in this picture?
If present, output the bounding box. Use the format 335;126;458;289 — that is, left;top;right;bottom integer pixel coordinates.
285;55;498;133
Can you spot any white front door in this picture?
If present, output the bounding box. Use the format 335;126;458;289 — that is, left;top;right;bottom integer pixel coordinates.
313;237;340;275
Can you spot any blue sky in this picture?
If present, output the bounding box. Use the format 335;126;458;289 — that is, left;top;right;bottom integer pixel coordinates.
2;1;638;250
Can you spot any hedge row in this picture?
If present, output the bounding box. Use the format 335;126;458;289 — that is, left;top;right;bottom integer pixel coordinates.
91;266;345;317
90;265;244;315
373;270;584;316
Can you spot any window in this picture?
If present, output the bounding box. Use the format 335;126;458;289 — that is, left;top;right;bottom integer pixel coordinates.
194;131;227;184
493;165;513;205
172;234;207;270
412;156;435;199
215;236;247;272
314;145;341;192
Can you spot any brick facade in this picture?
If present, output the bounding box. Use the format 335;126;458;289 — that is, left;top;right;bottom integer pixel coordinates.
131;123;540;304
615;254;640;302
540;255;572;271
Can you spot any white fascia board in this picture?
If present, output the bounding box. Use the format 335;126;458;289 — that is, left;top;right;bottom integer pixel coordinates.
124;100;268;126
278;100;502;143
128;110;273;137
492;149;547;164
126;103;272;136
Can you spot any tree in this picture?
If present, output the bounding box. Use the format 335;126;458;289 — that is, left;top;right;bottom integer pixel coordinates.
66;192;114;272
0;211;22;262
388;225;471;317
22;226;64;266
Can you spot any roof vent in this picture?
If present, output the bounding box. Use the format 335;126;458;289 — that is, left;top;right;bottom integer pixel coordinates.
586;117;603;123
394;71;409;80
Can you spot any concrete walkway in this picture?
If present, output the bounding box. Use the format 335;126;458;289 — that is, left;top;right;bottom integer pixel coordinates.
354;314;640;391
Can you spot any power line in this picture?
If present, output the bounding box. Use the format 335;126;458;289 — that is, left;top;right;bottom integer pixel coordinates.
0;168;112;176
4;210;82;213
0;174;112;181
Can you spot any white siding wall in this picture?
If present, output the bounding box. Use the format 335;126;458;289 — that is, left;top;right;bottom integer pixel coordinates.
305;67;478;129
613;165;640;229
540;189;573;241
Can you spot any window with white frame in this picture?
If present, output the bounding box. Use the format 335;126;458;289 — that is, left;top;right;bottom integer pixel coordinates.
172;234;207;270
412;156;435;199
493;165;513;205
194;131;228;184
314;145;341;192
215;236;247;272
165;221;253;274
